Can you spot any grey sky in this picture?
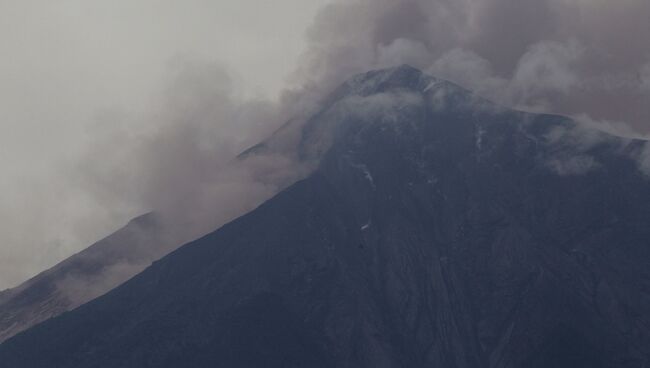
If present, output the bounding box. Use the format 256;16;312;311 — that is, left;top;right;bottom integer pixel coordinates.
0;0;329;289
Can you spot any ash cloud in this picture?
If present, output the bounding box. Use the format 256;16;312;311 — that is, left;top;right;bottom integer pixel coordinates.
79;60;310;239
291;0;650;133
25;59;314;308
0;57;311;297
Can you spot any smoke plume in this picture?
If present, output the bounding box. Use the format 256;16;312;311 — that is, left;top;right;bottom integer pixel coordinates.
290;0;650;133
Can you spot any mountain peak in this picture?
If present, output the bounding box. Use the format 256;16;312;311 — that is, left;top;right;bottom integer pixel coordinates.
341;64;438;96
369;63;425;80
297;64;476;163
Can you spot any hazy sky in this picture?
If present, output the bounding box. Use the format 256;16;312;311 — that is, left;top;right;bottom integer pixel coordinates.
0;0;329;289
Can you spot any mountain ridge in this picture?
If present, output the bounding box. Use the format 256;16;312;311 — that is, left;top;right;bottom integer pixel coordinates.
1;65;649;367
0;212;177;343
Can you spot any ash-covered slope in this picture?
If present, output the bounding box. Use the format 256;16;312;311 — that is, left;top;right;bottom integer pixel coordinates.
1;65;649;367
0;213;177;343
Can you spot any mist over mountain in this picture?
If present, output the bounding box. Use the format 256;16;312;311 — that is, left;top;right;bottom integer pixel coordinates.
1;66;648;367
0;122;311;343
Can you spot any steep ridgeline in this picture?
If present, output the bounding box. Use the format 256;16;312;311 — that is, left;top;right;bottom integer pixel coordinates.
0;213;177;343
1;65;649;367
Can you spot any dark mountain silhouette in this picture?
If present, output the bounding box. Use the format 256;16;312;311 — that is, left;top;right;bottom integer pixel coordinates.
1;65;648;367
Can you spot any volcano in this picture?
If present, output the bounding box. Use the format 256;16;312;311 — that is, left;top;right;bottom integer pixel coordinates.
1;65;648;367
